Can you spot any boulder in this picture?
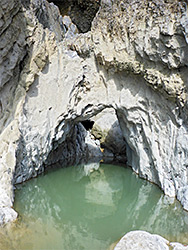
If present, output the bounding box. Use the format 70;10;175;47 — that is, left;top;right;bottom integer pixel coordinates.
114;231;188;250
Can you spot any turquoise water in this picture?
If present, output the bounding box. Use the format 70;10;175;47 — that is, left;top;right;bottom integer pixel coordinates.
4;163;188;249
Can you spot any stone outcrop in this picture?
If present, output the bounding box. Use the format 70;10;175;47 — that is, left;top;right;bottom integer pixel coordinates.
0;0;27;225
0;0;188;234
91;108;126;161
114;231;188;250
0;0;65;224
67;0;188;210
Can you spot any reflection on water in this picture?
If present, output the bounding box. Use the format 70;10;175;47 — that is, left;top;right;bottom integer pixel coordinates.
1;163;188;250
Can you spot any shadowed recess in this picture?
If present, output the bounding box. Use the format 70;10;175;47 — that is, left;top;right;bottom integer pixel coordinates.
48;0;101;32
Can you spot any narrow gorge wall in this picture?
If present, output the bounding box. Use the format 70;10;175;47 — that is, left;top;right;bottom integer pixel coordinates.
1;0;188;224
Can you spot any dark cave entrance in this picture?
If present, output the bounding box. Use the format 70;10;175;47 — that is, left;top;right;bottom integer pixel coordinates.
81;120;94;131
48;0;101;33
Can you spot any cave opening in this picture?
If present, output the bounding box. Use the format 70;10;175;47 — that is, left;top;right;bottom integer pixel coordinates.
39;108;128;174
74;108;127;164
80;120;94;131
47;0;101;33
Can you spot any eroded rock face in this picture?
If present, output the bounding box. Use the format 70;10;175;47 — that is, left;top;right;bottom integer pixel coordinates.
0;0;65;224
48;0;100;32
64;0;188;207
88;0;188;205
91;108;126;161
0;0;27;225
1;0;188;227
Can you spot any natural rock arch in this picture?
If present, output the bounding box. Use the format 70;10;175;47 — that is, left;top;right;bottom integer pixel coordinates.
1;0;188;225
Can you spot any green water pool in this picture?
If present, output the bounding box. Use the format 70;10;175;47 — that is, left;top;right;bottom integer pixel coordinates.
2;163;188;249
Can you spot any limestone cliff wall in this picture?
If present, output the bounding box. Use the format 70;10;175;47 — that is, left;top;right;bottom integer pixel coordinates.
0;0;27;225
70;0;188;208
0;0;65;224
1;0;188;225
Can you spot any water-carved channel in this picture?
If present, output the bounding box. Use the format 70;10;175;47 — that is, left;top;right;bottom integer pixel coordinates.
1;163;188;249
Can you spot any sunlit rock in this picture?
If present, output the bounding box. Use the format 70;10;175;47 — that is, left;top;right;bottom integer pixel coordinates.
1;0;188;226
114;231;188;250
91;108;126;161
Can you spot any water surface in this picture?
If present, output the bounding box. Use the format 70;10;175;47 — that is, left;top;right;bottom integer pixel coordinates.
2;163;188;249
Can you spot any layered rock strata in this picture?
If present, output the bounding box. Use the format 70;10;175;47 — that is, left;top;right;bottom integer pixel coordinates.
0;0;188;229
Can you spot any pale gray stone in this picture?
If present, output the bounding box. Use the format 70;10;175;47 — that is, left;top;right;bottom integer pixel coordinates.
114;231;169;250
91;108;126;160
170;242;188;250
177;186;188;211
1;0;188;232
114;231;188;250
